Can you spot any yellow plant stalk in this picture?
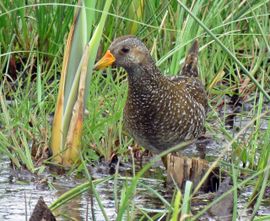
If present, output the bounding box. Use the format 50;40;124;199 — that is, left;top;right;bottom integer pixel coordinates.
63;44;89;166
51;17;76;164
51;0;112;167
207;70;225;91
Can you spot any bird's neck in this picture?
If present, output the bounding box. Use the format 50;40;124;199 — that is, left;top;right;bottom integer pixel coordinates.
126;62;166;95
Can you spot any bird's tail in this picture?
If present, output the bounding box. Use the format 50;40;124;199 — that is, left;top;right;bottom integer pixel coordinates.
180;40;199;77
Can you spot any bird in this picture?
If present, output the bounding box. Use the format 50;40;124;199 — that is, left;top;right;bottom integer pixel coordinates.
94;35;207;163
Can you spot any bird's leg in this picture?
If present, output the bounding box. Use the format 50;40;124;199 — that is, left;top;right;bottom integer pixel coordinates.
138;150;152;168
196;134;210;159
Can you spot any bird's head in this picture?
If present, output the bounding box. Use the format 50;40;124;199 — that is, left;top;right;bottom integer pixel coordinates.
94;36;152;71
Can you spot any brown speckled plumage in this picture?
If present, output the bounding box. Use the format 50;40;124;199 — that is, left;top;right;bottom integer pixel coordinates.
101;36;207;153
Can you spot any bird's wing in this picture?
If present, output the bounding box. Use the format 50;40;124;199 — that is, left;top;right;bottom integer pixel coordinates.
173;76;208;109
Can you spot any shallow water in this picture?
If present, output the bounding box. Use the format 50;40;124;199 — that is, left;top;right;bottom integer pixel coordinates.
1;152;269;221
0;155;169;221
0;157;56;220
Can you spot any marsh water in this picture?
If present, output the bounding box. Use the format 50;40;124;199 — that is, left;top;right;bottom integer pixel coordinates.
1;97;270;220
0;155;169;221
0;151;269;220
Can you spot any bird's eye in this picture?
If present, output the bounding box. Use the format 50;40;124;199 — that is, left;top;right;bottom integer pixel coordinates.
121;47;130;53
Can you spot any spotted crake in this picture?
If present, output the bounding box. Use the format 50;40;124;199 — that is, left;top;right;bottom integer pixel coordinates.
95;36;207;154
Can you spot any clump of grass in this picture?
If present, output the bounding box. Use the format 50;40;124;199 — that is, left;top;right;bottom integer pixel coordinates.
83;71;131;162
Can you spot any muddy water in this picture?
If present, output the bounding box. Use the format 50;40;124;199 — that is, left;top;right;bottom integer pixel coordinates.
0;157;55;220
0;153;256;221
0;149;269;220
0;155;168;221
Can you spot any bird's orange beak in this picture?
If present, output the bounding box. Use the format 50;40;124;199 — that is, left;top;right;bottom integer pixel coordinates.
94;50;116;70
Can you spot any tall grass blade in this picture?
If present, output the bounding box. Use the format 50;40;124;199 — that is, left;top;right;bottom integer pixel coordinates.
180;181;192;221
171;190;181;221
